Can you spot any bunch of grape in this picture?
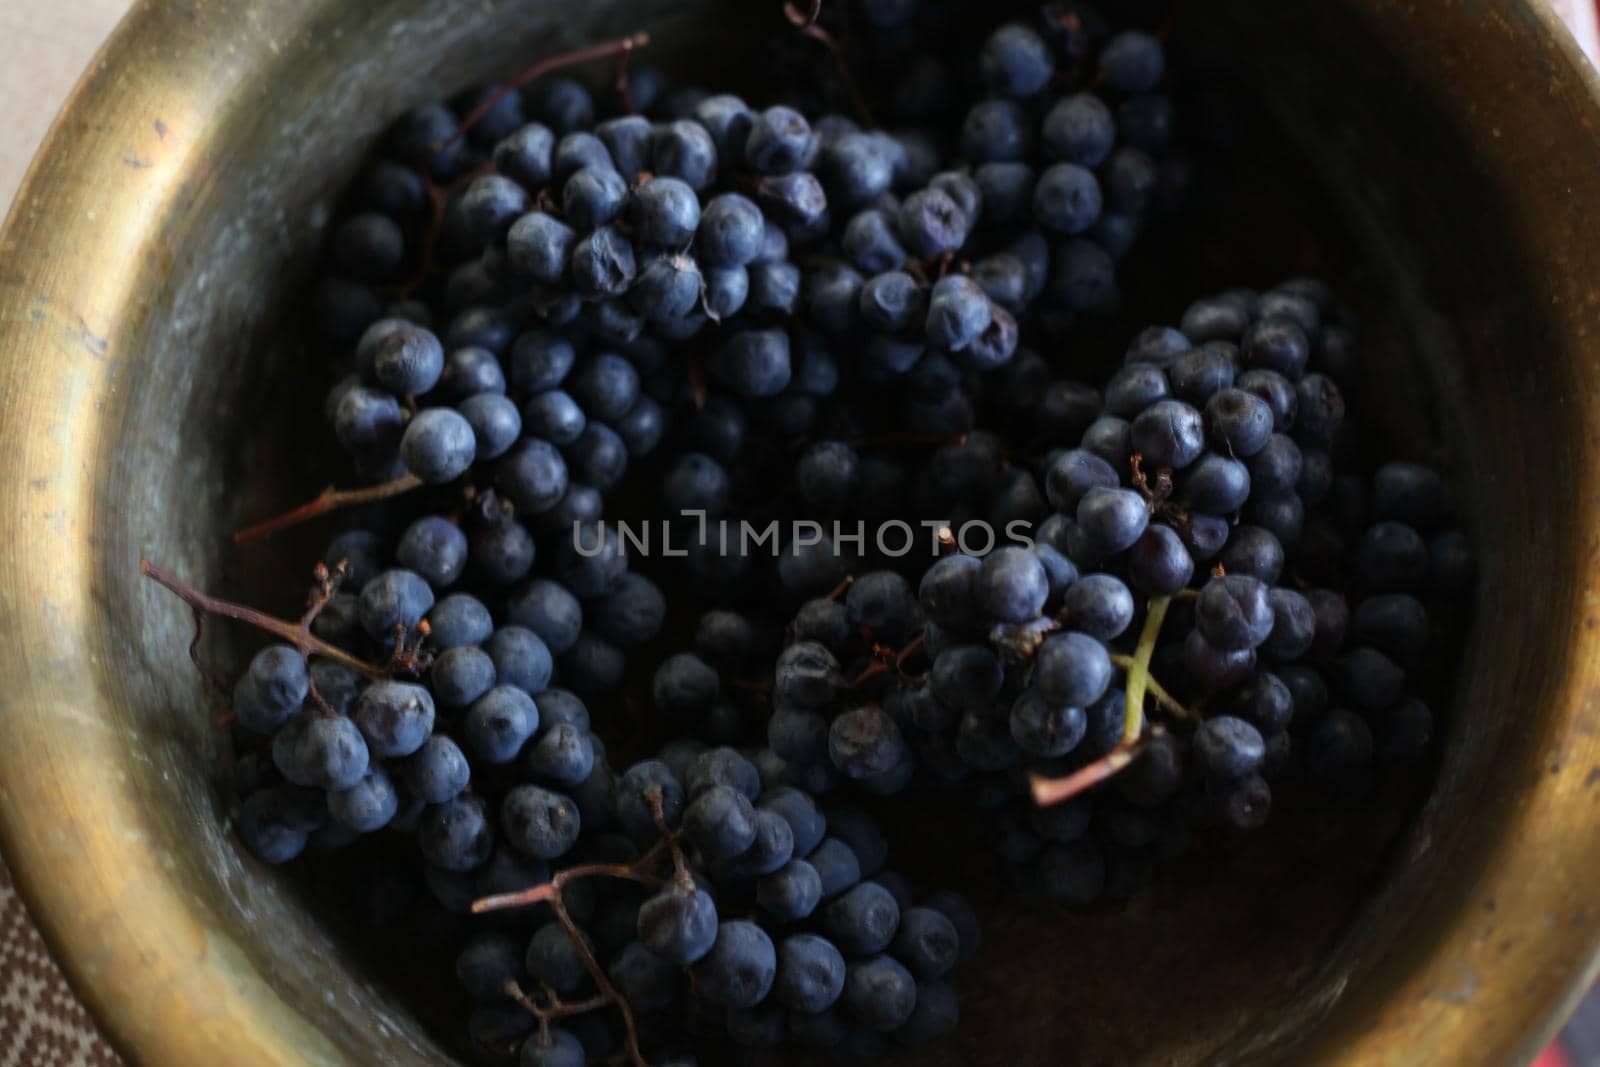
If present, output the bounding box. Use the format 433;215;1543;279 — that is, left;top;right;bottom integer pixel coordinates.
224;532;977;1064
229;503;653;866
458;772;978;1064
309;1;1185;503
748;277;1471;903
139;2;1483;1065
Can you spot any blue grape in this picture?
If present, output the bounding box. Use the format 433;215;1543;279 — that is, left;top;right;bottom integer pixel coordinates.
329;767;400;833
1196;575;1275;651
822;881;900;955
500;785;581;860
487;626;554;695
353;680;435;757
692;921;777;1009
683;784;757;859
842;955;917;1032
774;933;847;1014
637;885;718;965
431;645;497;707
403;735;471;805
419;795;494;872
757;859;824;923
464;686;539;765
359;569;434;640
525;724;596;788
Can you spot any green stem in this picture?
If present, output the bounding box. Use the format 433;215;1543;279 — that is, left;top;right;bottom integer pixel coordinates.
1120;596;1171;745
1108;650;1197;723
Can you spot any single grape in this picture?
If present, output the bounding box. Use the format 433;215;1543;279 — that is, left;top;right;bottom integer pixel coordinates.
774;933;847;1014
637;885;718;965
691;921;777;1009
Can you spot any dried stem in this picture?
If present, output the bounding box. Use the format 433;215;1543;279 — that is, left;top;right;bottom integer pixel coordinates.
846;660;886;689
783;0;823;25
1029;747;1136;806
1129;453;1175;507
613;48;637;114
894;632;925;668
140;557;389;681
649;792;693;888
846;632;925;689
299;561;346;625
390;174;447;297
504;981;612;1029
385;619;436;675
778;0;871;125
472;837;671;1067
795;23;873;127
1028;727;1165;807
687;356;708;410
438;32;652;156
304;676;336;716
554;898;647;1065
232;473;423;545
472;839;670;915
185;609;231;696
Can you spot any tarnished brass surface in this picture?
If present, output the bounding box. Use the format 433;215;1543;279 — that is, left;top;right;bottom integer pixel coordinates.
0;1;1597;1065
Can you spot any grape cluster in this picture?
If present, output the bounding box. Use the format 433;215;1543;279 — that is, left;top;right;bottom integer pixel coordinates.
462;782;977;1064
226;533;976;1064
152;2;1482;1065
749;277;1470;903
310;0;1186;500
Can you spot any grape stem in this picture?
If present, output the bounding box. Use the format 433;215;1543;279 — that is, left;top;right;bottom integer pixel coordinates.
231;473;424;544
1028;726;1166;807
435;32;651;157
844;633;926;689
782;2;874;126
613;45;638;115
390;160;497;299
687;356;708;410
1107;652;1197;722
1120;595;1171;744
504;981;613;1042
471;839;669;913
649;791;694;889
1028;596;1176;808
894;632;925;668
139;557;390;681
782;0;823;25
472;832;671;1067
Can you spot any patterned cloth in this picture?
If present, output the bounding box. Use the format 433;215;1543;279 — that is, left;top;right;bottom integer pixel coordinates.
0;859;123;1067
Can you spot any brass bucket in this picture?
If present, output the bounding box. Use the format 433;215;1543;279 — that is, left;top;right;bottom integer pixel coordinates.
0;1;1597;1064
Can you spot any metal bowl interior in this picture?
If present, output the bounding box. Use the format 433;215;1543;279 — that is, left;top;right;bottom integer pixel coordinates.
1;1;1599;1065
